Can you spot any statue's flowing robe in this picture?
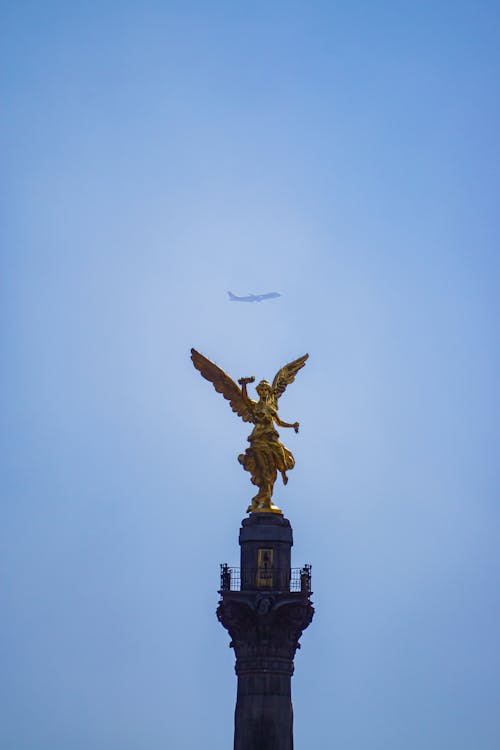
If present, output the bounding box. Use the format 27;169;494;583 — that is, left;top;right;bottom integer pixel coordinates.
238;402;295;495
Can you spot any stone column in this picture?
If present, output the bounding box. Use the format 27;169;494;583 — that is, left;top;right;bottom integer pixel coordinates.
218;513;314;750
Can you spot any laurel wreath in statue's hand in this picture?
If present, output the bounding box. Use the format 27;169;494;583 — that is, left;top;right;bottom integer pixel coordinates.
238;376;255;386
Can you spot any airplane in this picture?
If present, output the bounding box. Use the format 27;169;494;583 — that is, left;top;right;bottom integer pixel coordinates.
227;291;282;302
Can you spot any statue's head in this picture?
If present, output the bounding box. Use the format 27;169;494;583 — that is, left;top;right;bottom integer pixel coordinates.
256;380;272;399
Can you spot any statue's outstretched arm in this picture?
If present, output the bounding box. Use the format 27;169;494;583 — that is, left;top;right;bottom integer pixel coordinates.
275;415;300;433
238;376;255;409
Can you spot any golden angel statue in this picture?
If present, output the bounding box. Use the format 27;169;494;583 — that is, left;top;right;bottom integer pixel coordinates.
191;348;308;514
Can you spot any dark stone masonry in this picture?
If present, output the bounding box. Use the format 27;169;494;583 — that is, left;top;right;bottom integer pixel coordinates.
217;512;314;750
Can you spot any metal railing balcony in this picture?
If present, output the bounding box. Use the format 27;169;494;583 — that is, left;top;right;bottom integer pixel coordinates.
220;564;311;593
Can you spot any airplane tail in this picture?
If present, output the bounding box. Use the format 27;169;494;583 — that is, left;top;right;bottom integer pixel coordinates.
227;291;238;301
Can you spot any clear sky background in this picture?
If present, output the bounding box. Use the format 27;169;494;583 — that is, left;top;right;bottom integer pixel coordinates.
1;2;499;749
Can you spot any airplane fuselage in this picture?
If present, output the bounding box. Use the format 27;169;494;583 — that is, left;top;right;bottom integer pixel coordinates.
227;291;281;302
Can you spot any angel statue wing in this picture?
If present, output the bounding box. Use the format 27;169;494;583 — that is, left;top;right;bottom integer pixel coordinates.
271;353;309;404
191;348;255;422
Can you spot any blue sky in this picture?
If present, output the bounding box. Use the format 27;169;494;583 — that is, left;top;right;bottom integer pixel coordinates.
1;2;499;748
